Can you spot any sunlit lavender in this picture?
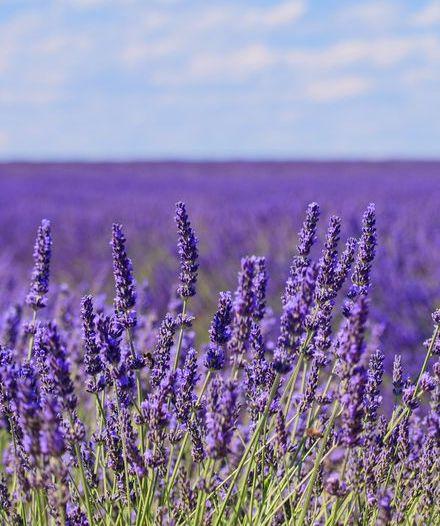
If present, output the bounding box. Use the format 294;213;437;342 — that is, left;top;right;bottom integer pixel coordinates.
0;164;438;525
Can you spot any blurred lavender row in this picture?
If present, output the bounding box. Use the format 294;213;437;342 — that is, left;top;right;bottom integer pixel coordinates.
0;161;439;373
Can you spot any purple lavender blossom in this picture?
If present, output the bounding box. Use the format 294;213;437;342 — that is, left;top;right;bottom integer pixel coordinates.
338;297;369;446
297;202;320;257
228;257;256;368
205;291;232;370
253;256;268;322
364;349;384;425
315;215;341;303
111;223;137;328
2;304;22;348
350;204;377;297
80;295;104;392
245;324;275;422
334;237;357;291
17;364;41;465
273;296;304;374
150;313;177;388
175;347;199;425
138;374;175;468
392;355;404;396
300;359;320;412
206;376;238;459
26;219;52;310
175;201;199;299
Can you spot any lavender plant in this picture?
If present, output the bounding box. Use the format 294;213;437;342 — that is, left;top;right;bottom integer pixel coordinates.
0;200;438;526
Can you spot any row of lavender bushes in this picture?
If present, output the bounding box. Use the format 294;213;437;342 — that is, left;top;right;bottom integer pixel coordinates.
1;163;439;375
0;199;439;525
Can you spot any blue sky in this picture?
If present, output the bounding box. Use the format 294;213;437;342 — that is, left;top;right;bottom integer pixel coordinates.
0;0;439;159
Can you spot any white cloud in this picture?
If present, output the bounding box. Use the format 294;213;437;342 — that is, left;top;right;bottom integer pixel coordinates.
0;88;64;105
305;76;373;102
187;44;273;81
413;2;440;26
336;1;399;28
120;38;180;65
285;35;440;70
243;1;306;29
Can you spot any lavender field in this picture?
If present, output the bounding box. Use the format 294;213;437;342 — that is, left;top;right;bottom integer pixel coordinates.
0;161;439;525
1;162;439;370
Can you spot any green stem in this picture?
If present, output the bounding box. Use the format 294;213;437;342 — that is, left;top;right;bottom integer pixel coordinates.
27;309;37;361
214;374;281;526
173;299;187;371
297;402;339;526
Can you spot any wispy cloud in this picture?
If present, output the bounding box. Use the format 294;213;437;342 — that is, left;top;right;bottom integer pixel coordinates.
305;76;373;102
413;2;440;26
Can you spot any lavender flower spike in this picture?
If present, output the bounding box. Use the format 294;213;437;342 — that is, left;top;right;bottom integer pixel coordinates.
228;257;256;368
111;223;137;329
297;202;320;257
81;295;104;392
205;291;233;370
175;201;199;299
253;256;268;322
338;297;369;447
206;376;238;459
26;219;52;310
351;203;377;297
273;295;304;374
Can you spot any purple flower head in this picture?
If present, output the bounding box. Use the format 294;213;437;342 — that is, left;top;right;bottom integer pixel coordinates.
114;356;135;408
175;201;199;299
419;372;435;392
150;313;177;388
40;396;65;457
175;347;199;424
0;347;19;421
297;202;320;257
209;291;233;345
315;215;341;303
17;364;41;464
325;473;348;497
402;381;419;410
26;219;52;310
313;301;334;357
41;322;77;412
337;297;369;447
334;237;357;292
2;304;22;349
245;324;275;422
350;203;377;297
120;406;146;478
273;296;305;374
80;295;103;382
432;308;440;326
337;296;368;366
228;257;257;367
253;256;268;322
300;360;320;412
101;401;124;475
205;291;232;370
340;365;367;447
392;355;404;396
97;314;123;367
206;376;238;459
138;373;176;468
364;349;384;425
111;223;137;328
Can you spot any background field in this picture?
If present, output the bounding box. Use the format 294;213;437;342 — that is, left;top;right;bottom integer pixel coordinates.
1;161;439;374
